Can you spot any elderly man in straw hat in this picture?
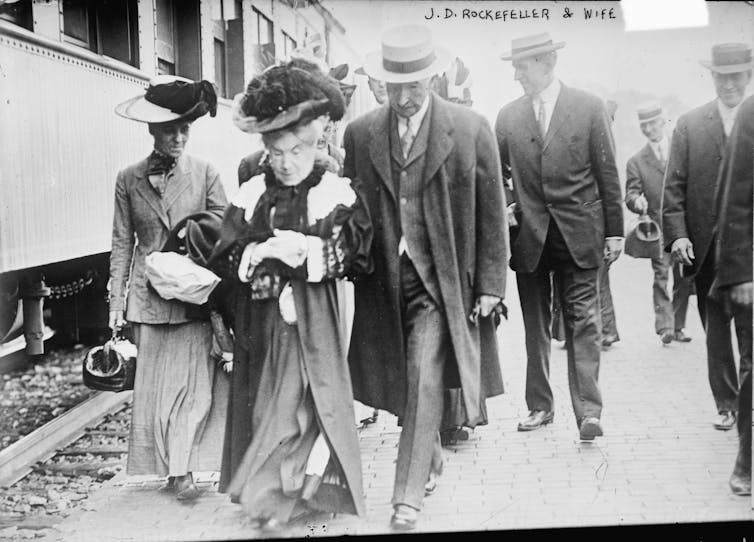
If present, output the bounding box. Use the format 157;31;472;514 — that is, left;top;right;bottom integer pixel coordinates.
626;101;693;346
344;25;507;530
662;42;753;432
495;33;623;440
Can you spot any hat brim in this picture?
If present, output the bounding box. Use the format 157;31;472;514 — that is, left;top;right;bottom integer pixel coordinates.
638;112;664;124
699;60;754;74
500;41;566;61
362;46;452;84
234;98;330;134
115;95;203;124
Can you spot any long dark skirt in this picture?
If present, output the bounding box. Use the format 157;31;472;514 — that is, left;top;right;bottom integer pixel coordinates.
225;311;345;523
127;321;228;476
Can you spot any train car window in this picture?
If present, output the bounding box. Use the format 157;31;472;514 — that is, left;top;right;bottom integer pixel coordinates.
61;0;139;67
251;7;275;75
283;32;297;58
156;0;201;80
0;0;33;31
211;0;243;98
211;0;227;98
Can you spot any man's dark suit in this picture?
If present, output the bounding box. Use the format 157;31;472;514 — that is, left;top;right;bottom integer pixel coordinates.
663;100;745;415
713;95;753;485
495;83;623;422
345;93;507;509
626;143;691;335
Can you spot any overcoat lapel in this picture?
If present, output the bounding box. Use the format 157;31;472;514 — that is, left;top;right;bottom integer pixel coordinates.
520;96;542;147
132;160;171;230
163;154;192;213
368;105;397;204
542;86;571;152
703;101;726;156
642;144;665;175
423;94;455;185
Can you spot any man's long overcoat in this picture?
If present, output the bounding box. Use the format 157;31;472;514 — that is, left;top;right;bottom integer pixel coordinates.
344;94;508;426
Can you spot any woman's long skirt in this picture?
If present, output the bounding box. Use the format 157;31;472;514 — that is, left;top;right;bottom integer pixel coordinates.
226;311;336;523
127;321;229;477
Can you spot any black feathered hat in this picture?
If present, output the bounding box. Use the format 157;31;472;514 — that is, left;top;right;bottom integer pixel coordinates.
232;63;345;134
116;75;218;124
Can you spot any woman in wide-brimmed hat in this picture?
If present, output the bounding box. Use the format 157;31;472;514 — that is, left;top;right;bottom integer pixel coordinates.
208;63;372;530
110;75;229;500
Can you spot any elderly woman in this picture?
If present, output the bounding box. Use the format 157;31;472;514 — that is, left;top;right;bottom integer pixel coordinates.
110;76;229;500
209;64;371;529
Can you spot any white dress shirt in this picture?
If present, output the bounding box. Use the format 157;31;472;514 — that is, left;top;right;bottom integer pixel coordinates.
717;99;741;138
397;95;430;257
531;78;562;134
649;136;668;164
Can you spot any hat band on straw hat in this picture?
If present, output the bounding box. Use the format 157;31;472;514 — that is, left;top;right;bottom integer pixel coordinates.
712;48;752;67
511;39;556;56
383;51;437;74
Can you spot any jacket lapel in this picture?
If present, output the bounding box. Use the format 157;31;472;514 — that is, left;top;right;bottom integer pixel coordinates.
163;154;191;213
518;96;542;147
423;94;455;185
132;159;171;230
642;143;665;174
368;104;397;204
542;84;571;152
403;98;432;169
704;100;726;155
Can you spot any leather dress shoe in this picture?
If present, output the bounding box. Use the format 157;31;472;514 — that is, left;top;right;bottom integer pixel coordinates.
713;411;736;431
729;470;752;496
440;427;470;446
673;329;692;343
390;504;419;531
424;462;443;496
517;410;554;431
660;330;674;345
578;417;604;441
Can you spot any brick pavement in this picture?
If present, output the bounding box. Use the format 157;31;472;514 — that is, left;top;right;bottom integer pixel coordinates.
38;257;752;540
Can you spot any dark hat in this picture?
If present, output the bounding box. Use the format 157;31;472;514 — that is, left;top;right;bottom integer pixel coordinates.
625;215;663;259
115;75;218;124
232;64;345;134
501;32;565;62
700;43;753;74
162;211;224;266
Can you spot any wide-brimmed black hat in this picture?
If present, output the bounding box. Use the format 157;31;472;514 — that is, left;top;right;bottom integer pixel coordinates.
115;75;218;124
232;63;345;134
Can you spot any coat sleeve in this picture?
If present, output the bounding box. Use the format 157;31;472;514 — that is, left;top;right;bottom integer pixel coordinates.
589;100;624;237
342;124;356;181
625;156;644;215
206;163;228;212
109;170;134;312
662;118;690;250
475;117;508;299
714;103;753;289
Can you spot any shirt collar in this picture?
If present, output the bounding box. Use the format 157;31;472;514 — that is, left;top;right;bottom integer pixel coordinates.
399;94;430;130
717;98;741;120
536;78;561;105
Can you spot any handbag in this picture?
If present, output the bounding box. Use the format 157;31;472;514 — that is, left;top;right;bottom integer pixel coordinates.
82;332;137;392
625;214;663;260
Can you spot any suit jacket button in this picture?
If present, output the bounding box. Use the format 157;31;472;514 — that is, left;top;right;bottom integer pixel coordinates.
400;171;407;178
400;197;407;205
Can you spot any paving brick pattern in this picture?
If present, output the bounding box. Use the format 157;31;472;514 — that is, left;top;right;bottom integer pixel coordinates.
40;258;752;540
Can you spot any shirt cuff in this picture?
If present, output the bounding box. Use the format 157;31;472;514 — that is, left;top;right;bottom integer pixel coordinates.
238;242;257;283
306;236;325;282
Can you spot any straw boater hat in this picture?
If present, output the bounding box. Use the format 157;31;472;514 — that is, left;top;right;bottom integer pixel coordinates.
636;101;664;125
700;43;753;74
115;75;218;124
500;32;565;62
362;25;451;84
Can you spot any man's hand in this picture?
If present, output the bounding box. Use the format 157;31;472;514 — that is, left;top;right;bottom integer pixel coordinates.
729;282;753;306
604;237;623;265
108;310;125;332
634;195;649;215
671;238;695;267
507;203;518;228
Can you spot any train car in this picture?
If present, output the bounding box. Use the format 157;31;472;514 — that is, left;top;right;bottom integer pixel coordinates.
0;0;370;356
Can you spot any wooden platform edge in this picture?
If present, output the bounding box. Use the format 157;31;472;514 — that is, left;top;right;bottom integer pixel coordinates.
0;390;133;488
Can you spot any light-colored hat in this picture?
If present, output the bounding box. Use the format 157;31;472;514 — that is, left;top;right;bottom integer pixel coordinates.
362;25;451;84
636;101;664;124
500;32;565;62
115;75;217;124
700;43;753;74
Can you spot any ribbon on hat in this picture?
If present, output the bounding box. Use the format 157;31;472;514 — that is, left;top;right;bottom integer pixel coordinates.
146;80;218;118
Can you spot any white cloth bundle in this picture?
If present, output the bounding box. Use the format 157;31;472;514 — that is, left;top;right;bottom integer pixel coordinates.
144;251;221;305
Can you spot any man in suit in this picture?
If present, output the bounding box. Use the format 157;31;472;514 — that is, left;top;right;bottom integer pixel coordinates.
626;102;693;345
713;94;753;496
345;25;507;530
662;43;752;431
495;33;624;439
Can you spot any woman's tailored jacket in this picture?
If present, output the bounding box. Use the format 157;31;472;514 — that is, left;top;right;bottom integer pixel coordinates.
109;153;228;323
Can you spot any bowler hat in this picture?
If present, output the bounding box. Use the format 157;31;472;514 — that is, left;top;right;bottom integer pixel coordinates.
362;25;451;84
700;43;753;74
115;75;218;124
625;214;663;259
636;101;664;124
501;32;565;62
